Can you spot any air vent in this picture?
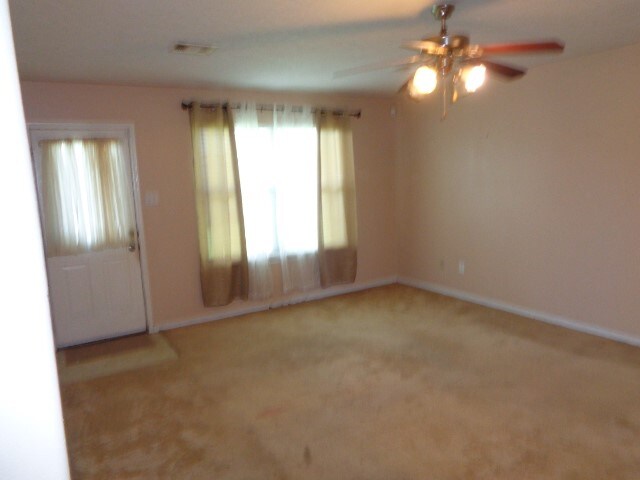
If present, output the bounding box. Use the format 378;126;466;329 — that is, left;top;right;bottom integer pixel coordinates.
172;42;216;56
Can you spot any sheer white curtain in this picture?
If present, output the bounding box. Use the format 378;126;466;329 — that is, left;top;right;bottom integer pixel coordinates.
233;104;320;299
232;106;273;299
39;139;135;257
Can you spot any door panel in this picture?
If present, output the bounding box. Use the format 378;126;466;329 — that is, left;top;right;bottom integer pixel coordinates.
47;248;146;347
30;124;147;347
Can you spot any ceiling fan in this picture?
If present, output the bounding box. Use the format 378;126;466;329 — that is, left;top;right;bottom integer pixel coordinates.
336;4;564;118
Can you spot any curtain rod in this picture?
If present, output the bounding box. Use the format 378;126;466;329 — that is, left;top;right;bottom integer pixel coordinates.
181;101;361;119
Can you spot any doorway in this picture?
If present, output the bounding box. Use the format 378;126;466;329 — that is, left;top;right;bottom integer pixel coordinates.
29;123;149;347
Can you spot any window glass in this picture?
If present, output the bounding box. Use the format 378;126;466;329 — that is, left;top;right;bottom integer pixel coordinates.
235;124;318;260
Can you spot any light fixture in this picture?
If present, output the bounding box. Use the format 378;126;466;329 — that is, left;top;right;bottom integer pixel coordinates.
336;3;564;119
407;61;488;118
409;66;438;98
408;62;486;106
462;64;486;93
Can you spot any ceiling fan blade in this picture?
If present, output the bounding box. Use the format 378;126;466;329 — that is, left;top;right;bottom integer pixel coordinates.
334;55;425;78
402;40;442;55
479;41;564;56
396;56;436;72
477;60;526;79
397;78;411;94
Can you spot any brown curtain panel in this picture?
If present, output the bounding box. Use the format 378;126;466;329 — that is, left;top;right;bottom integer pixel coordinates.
189;104;248;306
317;114;358;286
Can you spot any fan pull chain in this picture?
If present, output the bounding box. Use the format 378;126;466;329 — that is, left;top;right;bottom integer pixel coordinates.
441;80;448;121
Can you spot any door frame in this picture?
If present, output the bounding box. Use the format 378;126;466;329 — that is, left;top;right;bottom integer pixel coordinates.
28;122;155;336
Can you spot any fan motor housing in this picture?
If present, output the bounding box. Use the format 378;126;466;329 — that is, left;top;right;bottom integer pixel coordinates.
430;34;469;50
432;4;455;21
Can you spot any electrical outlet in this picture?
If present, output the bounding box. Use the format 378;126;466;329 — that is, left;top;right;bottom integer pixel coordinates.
458;260;465;275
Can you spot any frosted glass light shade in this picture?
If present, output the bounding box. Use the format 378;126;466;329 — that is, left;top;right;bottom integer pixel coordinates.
410;66;438;97
463;64;486;93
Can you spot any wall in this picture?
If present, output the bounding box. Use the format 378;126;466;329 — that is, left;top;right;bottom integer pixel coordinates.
396;43;640;339
21;82;398;328
21;43;640;343
1;0;69;477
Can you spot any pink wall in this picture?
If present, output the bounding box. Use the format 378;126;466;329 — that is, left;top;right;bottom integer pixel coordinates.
21;41;640;342
21;82;398;328
395;43;640;339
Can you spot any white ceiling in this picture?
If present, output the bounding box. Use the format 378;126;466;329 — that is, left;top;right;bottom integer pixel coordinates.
9;0;640;95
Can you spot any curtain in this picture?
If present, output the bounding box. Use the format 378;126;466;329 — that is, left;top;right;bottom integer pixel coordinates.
189;102;358;306
232;106;273;299
189;104;248;306
40;139;135;257
233;104;320;299
317;114;358;286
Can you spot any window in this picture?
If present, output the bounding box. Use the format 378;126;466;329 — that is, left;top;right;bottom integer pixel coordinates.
30;126;136;257
189;103;357;306
235;123;318;260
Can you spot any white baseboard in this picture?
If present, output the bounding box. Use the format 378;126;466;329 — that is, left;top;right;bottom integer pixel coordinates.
398;276;640;349
157;276;398;333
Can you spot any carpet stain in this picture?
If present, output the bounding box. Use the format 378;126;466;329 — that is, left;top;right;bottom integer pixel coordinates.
303;446;312;466
256;405;289;419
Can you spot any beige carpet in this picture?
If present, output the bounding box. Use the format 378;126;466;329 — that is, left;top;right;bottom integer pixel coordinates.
59;285;640;479
57;333;177;384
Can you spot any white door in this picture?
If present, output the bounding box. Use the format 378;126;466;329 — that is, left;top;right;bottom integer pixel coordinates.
29;124;147;347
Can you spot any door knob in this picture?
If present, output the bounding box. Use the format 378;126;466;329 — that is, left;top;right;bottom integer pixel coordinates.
128;229;137;252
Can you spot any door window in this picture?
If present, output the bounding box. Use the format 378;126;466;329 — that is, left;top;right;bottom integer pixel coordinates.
39;138;135;257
